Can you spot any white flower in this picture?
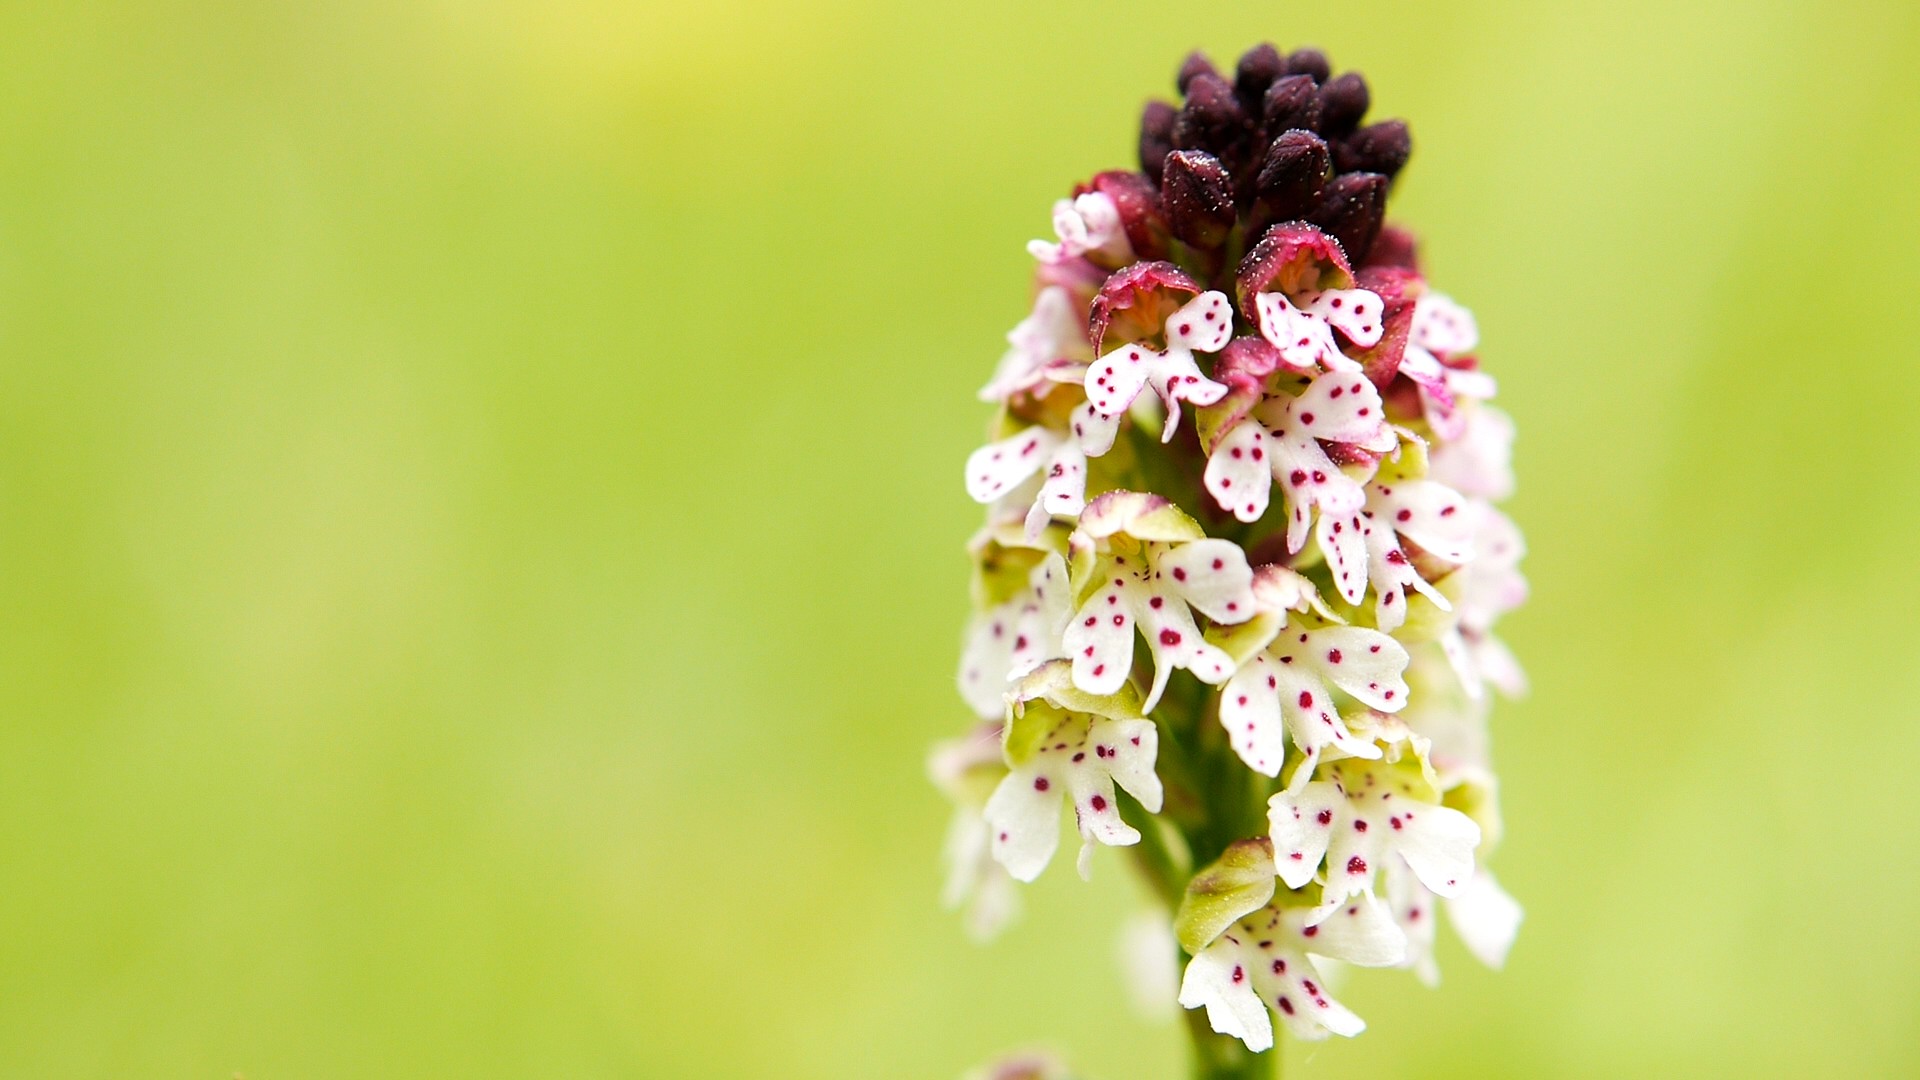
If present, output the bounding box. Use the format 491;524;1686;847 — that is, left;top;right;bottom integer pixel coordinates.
957;553;1072;719
1316;477;1477;631
1252;286;1385;372
1429;404;1515;501
1202;370;1397;540
984;662;1162;881
1064;493;1255;711
1082;292;1234;443
1385;861;1523;985
1439;501;1528;698
980;286;1095;403
1267;721;1482;919
1177;897;1405;1049
1211;590;1411;778
1399;293;1495;440
963;404;1116;539
930;726;1024;941
1028;191;1133;266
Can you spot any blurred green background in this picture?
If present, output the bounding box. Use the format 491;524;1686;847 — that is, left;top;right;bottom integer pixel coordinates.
1;1;1917;1076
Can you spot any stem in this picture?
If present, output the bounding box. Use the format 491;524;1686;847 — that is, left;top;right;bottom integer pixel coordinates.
1185;1008;1277;1080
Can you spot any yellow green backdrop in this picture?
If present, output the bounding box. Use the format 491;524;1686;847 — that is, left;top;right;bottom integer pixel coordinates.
2;1;1916;1076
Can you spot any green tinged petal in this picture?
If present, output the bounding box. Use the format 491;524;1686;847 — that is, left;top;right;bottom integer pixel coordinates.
1174;838;1278;955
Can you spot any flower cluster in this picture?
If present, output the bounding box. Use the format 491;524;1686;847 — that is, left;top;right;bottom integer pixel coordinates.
933;43;1527;1061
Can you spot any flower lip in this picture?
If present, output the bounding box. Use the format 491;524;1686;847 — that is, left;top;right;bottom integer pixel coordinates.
1235;223;1354;318
1089;260;1203;353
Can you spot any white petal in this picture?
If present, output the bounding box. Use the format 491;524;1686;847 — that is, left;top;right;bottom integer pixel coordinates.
966;428;1062;504
1428;405;1515;500
1203;421;1273;523
1096;717;1163;813
1447;870;1523;969
1268;782;1344;888
1255;292;1345;371
1271;433;1358;554
1394;803;1481;897
1290;371;1393;450
1147;347;1229;441
1158;539;1256;624
1301;287;1385;348
1300;626;1410;713
1369;480;1475;563
1084;343;1157;419
958;605;1018;720
1008;554;1071;680
984;766;1062;882
1064;575;1140;695
1220;657;1288;777
1070;399;1122;457
1025;443;1088;539
1302;894;1407;968
1165;290;1236;352
1316;509;1369;605
1411;293;1478;356
1178;947;1275;1054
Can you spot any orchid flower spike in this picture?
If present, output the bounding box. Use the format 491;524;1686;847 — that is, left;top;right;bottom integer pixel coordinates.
934;41;1532;1074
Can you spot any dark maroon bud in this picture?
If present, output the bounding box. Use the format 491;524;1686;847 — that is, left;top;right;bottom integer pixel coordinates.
1310;172;1388;264
1256;129;1330;220
1335;120;1412;178
1318;73;1371;138
1091;170;1169;260
1161;150;1237;250
1172;73;1247;152
1261;75;1322;138
1286;48;1331;84
1234;43;1286;109
1139;100;1177;183
1176;51;1218;94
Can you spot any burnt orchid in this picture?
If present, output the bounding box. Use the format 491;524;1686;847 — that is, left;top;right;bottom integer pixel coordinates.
936;43;1526;1080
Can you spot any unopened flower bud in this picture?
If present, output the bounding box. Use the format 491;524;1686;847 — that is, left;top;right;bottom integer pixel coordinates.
1317;72;1371;138
1261;74;1323;138
1337;120;1412;179
1310;171;1388;265
1139;100;1177;184
1255;129;1331;222
1234;43;1287;111
1161;150;1238;250
1285;47;1331;83
1177;50;1218;94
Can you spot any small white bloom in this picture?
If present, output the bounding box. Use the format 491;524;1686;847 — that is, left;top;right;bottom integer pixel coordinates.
1252;287;1385;372
957;553;1072;720
1399;293;1495;440
1082;292;1234;444
1202;370;1397;539
1315;477;1476;629
1267;723;1482;918
1429;404;1515;501
1177;897;1405;1049
980;286;1096;403
1385;862;1523;985
1065;496;1256;711
930;726;1024;941
963;405;1114;539
1028;191;1133;266
1439;501;1528;698
984;662;1162;882
1218;617;1410;779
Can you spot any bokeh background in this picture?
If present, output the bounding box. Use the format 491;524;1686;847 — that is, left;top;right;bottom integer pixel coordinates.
2;1;1917;1076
